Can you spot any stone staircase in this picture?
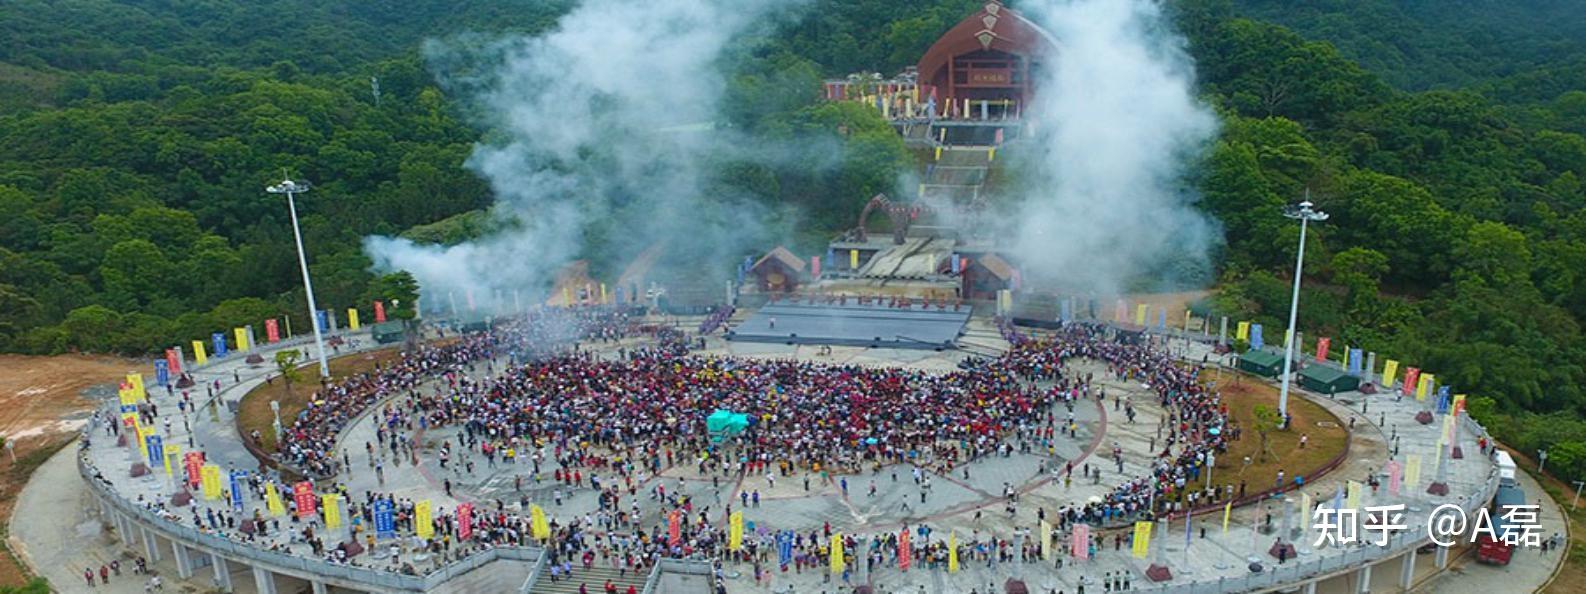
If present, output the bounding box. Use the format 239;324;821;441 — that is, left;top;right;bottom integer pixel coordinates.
430;558;536;594
528;565;648;594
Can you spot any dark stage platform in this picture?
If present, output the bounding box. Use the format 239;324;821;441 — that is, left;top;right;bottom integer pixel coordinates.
726;302;970;350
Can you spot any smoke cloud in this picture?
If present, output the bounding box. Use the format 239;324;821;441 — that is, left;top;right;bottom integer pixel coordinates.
365;0;800;309
1008;0;1219;294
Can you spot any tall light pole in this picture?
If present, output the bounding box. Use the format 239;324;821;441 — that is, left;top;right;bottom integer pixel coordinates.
266;177;330;378
1277;195;1328;419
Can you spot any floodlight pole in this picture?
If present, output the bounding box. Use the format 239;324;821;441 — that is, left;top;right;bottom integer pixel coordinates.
267;177;330;378
1277;195;1329;419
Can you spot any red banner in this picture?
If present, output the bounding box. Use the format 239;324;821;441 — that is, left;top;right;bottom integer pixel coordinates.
293;481;317;519
1402;367;1421;396
374;301;387;323
184;452;205;487
458;503;473;541
667;510;681;547
165;348;182;375
1315;337;1330;362
265;318;280;343
899;529;911;569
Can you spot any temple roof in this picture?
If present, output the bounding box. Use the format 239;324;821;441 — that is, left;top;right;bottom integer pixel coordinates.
918;1;1058;83
752;246;805;273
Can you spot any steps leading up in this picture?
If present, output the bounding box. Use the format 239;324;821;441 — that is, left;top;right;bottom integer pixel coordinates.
529;564;648;594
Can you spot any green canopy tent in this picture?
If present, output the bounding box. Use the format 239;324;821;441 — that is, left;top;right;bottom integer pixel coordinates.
1238;350;1284;377
372;321;406;344
1299;365;1360;394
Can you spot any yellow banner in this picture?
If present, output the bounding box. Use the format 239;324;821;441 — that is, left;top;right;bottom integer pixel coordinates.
192;340;207;366
234;327;248;352
1222;501;1232;533
1405;455;1422;487
1132;521;1152;558
1040;520;1052;560
323;494;341;529
128;373;146;400
1381;360;1398;387
946;531;957;573
1346;481;1362;509
850;249;859;269
832;533;847;574
1135;304;1147;326
415;500;433;539
728;511;743;551
163;443;179;477
265;483;286;516
200;464;222;500
1236;321;1250;341
600;283;608;304
1416;373;1434;400
347;309;360;330
562;286;571;307
530;505;550;540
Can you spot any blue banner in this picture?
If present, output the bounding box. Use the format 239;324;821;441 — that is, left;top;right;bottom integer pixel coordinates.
145;434;163;466
154;360;170;387
316;310;330;334
777;530;793;567
212;332;228;357
1436;386;1451;414
374;498;395;538
1347;349;1364;376
1250;324;1264;350
229;471;247;511
1060;298;1072;322
1158;308;1167;330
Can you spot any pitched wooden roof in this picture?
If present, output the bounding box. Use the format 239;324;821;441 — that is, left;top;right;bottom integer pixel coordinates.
751;246;805;273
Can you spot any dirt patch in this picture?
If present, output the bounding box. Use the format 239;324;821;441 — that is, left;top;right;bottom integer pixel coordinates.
0;354;133;587
236;348;405;454
1206;368;1350;498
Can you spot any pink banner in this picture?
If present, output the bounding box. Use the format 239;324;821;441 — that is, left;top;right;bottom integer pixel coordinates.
458;503;473;541
1386;460;1402;496
1072;524;1090;560
374;300;387;323
810;256;821;278
265;318;280;343
1316;337;1330;362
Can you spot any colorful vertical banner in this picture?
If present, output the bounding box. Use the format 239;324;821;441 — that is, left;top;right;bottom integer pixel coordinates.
153;360;170;387
374;499;395;538
323;494;341;529
457;503;473;541
127;373;146;400
265;318;280;343
945;532;956;573
1115;299;1127;323
200;464;222;500
1387;461;1402;496
165;348;182;375
849;249;859;269
374;301;387;323
1347;348;1364;375
192;340;207;366
1236;321;1250;341
833;533;848;574
265;483;285;516
1417;373;1435;401
234;327;248;351
347;308;360;330
144;434;163;468
1453;394;1467;417
183;452;204;487
414;500;433;539
229;470;247;511
293;481;317;519
1135;303;1147;326
1346;481;1363;509
667;510;681;547
1072;523;1090;560
315;310;330;334
1250;324;1264;350
1316;337;1331;362
811;256;822;278
1405;455;1422;487
1222;501;1232;533
728;511;743;551
1401;367;1421;397
162;443;178;477
212;332;228;357
1381;360;1399;388
1039;520;1052;561
1132;521;1152;559
898;529;911;569
530;505;549;540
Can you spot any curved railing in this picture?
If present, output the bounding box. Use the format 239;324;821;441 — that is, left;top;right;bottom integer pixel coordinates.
79;453;542;592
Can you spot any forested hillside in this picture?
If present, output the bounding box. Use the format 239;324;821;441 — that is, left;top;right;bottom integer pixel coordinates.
0;0;1584;474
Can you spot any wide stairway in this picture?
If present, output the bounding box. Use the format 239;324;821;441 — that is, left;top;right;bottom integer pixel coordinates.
529;565;648;594
920;146;992;205
431;558;535;594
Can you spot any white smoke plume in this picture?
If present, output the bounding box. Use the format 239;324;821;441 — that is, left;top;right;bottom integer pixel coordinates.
365;0;800;309
1009;0;1219;294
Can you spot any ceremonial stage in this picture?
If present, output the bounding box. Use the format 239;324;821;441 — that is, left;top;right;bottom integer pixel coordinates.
726;302;970;350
